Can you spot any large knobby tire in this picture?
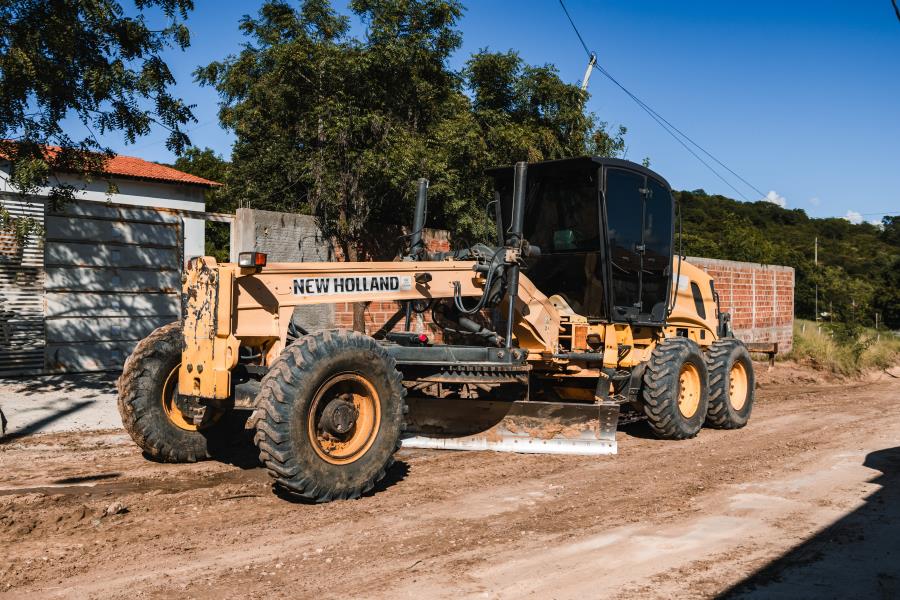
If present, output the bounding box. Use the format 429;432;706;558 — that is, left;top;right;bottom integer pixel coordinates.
642;337;710;440
705;338;755;429
251;330;406;503
117;322;238;462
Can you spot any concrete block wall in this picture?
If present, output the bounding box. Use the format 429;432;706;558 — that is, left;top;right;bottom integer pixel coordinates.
232;208;336;330
687;256;795;352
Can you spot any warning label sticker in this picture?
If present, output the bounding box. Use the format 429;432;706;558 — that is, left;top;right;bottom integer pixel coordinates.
292;275;413;296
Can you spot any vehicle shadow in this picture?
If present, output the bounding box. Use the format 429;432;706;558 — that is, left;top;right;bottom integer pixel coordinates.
719;445;900;599
273;460;411;505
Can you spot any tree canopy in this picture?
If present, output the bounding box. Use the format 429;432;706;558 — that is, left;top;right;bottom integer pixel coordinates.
196;0;626;257
0;0;196;239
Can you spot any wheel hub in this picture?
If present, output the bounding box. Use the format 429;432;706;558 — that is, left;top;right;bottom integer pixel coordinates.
321;395;358;436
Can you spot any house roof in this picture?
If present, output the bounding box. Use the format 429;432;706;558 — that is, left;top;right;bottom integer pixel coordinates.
101;153;221;187
1;144;221;187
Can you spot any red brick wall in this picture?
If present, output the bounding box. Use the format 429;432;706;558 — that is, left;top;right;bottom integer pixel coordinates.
333;230;450;340
687;256;795;352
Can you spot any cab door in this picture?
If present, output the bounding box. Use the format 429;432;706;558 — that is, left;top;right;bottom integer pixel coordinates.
603;168;674;323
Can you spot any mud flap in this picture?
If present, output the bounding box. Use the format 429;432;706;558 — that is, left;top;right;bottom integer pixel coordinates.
401;398;619;455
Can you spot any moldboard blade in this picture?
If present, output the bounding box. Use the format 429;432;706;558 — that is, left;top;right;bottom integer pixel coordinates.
401;398;619;456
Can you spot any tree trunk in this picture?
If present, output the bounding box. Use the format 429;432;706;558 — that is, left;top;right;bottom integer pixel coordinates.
347;244;366;334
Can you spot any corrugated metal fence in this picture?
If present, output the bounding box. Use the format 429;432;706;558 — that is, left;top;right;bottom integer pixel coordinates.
43;200;182;371
0;194;184;374
0;195;46;375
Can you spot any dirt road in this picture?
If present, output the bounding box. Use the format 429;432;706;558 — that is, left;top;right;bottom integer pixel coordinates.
2;364;899;599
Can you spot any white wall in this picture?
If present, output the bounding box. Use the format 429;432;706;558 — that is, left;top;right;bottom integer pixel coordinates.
1;163;207;260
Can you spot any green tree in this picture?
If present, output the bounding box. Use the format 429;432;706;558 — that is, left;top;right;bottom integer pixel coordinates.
197;0;465;330
0;0;196;241
171;146;231;261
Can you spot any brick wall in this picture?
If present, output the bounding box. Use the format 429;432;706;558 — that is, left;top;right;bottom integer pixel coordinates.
333;232;450;339
687;256;794;352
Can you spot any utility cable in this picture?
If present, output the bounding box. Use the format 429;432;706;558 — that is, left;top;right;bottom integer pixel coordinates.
557;0;766;202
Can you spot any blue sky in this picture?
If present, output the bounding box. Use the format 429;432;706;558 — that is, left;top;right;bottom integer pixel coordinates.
105;1;900;222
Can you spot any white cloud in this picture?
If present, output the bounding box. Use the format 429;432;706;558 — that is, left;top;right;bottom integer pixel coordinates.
761;190;786;207
808;197;820;206
844;210;863;224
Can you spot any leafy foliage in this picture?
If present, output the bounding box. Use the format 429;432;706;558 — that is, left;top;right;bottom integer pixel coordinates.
170;146;230;260
197;0;625;257
0;0;196;241
676;189;899;328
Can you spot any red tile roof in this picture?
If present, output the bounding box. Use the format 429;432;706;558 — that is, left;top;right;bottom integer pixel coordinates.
102;153;221;187
1;144;221;187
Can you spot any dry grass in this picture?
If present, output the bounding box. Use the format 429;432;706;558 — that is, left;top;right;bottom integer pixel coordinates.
787;319;900;375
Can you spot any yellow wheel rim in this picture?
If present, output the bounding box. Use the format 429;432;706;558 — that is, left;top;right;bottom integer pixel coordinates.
729;362;749;411
308;373;381;465
161;365;198;431
678;363;702;418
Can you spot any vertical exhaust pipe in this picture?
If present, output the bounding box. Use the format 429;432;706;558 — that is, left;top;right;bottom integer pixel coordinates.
410;178;429;260
406;178;428;331
504;162;527;349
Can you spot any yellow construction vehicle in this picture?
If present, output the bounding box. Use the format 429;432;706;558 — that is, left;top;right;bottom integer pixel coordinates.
117;157;755;502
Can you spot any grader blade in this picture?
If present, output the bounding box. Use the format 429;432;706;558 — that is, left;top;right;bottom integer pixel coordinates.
401;398;620;455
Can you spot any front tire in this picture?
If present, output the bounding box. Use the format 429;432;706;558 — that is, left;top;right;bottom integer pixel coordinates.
705;338;755;429
117;322;236;462
642;337;710;440
251;330;406;502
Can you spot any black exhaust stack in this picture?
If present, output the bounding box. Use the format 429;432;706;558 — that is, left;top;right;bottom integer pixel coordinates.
406;178;429;331
504;162;527;349
409;178;429;260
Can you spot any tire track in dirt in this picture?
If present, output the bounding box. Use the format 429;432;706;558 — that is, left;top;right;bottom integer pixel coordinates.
1;369;898;599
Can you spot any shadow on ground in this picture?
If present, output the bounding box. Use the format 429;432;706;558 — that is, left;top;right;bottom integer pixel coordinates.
0;372;119;396
273;460;411;505
0;399;96;444
720;446;900;599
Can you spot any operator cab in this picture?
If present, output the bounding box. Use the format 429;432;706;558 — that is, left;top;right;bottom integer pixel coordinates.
490;156;675;325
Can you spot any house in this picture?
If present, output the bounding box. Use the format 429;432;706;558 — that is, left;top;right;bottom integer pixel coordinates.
0;150;221;376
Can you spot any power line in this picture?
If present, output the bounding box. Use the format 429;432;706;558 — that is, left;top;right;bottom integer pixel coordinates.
893;0;900;23
558;0;591;57
557;0;768;202
593;64;752;201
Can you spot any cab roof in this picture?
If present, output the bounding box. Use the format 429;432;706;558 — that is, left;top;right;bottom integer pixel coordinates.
485;156;673;191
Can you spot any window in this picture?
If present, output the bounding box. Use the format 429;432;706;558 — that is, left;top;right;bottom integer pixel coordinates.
690;281;707;320
605;169;644;319
521;173;599;252
504;167;606;319
641;178;674;320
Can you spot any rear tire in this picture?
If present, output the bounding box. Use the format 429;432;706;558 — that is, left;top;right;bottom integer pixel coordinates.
251;330;406;503
117;322;238;463
642;337;709;440
705;338;755;429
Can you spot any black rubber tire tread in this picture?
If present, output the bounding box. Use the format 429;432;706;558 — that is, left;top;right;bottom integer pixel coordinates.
251;330;406;503
117;322;223;463
641;337;710;440
704;338;755;429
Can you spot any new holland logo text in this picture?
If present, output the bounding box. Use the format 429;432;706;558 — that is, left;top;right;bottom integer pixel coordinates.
292;275;413;296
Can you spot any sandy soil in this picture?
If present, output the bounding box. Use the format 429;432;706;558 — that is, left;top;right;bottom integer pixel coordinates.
1;363;899;599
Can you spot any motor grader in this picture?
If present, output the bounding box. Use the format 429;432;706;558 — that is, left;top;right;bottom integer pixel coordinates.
117;156;755;502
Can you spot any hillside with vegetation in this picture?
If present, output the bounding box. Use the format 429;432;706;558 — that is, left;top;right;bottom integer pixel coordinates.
676;189;899;329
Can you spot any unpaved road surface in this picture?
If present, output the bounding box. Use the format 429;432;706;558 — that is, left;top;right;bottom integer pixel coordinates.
2;364;899;599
